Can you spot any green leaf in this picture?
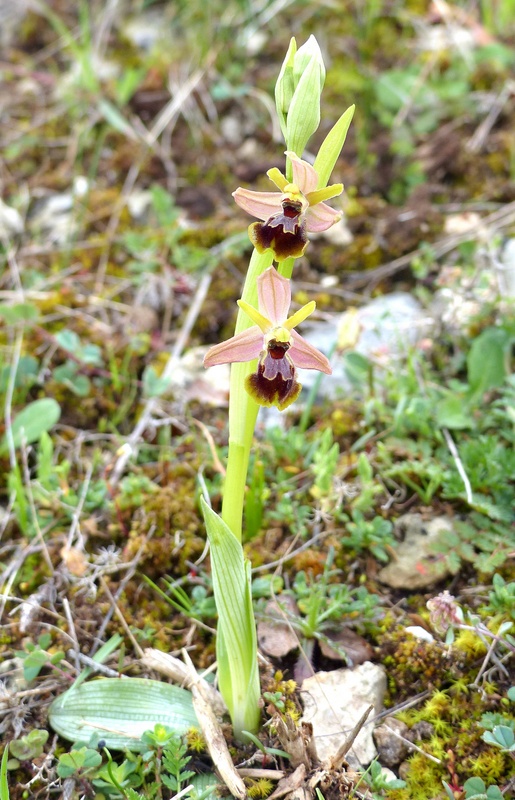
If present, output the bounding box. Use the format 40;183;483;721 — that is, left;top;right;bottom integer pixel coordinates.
343;351;371;387
0;746;10;800
98;98;136;138
467;327;510;399
0;303;39;324
492;725;514;748
464;778;486;793
21;649;57;682
313;104;355;189
9;729;48;760
201;498;260;740
190;772;220;799
485;787;504;800
53;362;91;396
1;398;61;453
142;365;172;398
436;393;473;429
55;329;81;353
57;747;102;778
49;678;198;751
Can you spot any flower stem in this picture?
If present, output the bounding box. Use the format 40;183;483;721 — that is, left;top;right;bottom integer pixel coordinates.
277;256;295;280
221;247;274;541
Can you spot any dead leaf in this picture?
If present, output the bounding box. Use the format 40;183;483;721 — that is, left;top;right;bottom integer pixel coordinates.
60;546;88;576
258;598;300;658
318;627;374;665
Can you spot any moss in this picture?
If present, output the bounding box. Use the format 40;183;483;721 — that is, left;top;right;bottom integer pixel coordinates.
318;234;383;274
380;632;467;701
398;753;444;800
453;628;488;659
186;729;206;753
468;749;508;783
246;779;274;798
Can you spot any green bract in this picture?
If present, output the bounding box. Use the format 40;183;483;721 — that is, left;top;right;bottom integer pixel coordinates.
201;498;261;740
314;104;355;189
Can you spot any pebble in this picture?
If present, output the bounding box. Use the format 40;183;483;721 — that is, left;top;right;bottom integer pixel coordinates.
377;513;458;590
300;661;386;768
373;717;411;767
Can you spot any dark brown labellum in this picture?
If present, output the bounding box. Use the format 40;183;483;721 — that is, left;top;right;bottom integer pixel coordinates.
245;348;302;410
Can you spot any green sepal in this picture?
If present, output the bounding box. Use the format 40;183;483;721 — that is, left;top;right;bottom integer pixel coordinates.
275;37;297;140
286;55;321;157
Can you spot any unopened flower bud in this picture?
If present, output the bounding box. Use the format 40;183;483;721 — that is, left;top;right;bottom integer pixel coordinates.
275;35;326;157
275;38;297;140
293;35;325;90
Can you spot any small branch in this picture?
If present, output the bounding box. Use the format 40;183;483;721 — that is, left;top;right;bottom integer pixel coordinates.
65;460;94;549
442;427;473;504
99;576;144;659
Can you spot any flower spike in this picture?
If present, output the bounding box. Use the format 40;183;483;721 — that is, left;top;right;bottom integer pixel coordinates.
204;267;331;410
233;152;343;262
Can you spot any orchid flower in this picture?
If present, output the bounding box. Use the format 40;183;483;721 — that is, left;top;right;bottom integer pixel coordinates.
204;266;331;410
233;151;343;262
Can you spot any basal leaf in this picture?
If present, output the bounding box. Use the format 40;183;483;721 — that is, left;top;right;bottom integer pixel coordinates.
49;678;198;751
201;498;260;739
1;398;61;453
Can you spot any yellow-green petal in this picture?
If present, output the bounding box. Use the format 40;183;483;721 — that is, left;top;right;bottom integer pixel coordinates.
267;167;288;191
284;300;316;330
306;183;343;205
237;299;271;332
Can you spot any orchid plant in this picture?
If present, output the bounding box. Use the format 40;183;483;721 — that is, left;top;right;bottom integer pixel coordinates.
201;35;354;741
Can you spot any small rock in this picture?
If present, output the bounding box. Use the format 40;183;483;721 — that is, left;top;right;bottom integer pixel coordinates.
28;193;77;244
443;212;481;236
380;766;400;784
127;189;153;221
0;198;23;237
378;513;458;590
405;625;435;643
123;12;166;50
220;115;245;146
374;717;410;767
497;238;515;298
312;217;353;248
167;347;230;406
300;661;386;769
398;760;411;781
127;305;159;334
409;720;434;740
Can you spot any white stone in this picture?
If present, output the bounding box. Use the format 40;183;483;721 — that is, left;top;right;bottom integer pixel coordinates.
405;626;434;643
300;662;386;769
300;292;432;399
0;198;23;236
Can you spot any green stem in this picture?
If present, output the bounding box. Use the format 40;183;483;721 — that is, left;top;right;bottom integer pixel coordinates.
277;256;295;280
221;248;274;541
